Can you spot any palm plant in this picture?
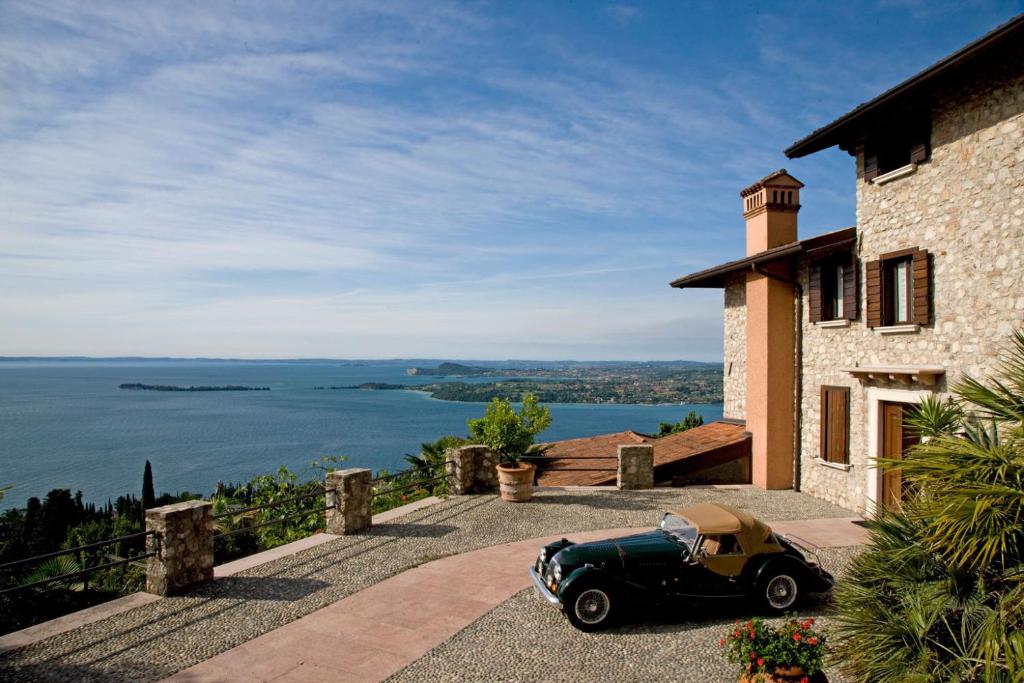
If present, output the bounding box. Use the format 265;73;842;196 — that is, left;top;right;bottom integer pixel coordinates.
836;331;1024;681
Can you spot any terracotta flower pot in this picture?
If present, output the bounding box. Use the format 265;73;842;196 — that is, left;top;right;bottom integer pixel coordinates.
496;462;535;502
738;667;827;683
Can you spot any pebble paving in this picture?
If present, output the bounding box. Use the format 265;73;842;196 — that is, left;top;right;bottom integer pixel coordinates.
0;487;855;682
387;546;861;683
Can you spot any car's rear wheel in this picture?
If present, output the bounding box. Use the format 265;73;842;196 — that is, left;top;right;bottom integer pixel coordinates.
759;570;800;612
564;585;616;631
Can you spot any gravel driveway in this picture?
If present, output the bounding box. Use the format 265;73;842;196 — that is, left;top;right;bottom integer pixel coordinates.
0;487;856;682
387;546;860;683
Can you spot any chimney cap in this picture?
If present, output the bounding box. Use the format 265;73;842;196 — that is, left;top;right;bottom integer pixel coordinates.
739;169;805;197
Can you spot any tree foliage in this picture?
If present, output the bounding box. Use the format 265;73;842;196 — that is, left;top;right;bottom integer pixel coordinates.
467;393;552;464
658;410;704;436
141;460;156;512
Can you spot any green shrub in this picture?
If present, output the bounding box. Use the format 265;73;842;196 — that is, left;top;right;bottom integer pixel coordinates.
467;393;551;464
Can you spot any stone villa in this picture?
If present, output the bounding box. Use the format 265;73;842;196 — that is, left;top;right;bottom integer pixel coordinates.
672;15;1024;514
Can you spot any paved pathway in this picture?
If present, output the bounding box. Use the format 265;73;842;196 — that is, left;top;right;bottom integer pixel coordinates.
0;488;860;682
166;517;865;682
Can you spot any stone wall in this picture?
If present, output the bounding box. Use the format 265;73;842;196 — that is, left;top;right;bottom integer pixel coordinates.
145;500;214;596
723;273;748;421
798;62;1024;513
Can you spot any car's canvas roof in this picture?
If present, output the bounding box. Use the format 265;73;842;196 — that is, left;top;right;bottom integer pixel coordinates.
672;502;751;534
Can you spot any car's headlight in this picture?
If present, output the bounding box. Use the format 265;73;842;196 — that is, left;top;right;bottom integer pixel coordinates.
539;548;548;563
552;562;562;582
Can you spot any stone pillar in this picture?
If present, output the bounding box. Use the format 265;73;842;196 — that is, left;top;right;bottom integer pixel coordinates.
145;500;214;596
617;444;654;490
445;445;498;494
325;468;372;535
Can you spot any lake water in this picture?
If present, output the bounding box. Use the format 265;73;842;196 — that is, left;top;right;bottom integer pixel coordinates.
0;361;722;509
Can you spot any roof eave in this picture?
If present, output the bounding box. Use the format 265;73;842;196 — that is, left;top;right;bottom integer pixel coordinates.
784;13;1024;159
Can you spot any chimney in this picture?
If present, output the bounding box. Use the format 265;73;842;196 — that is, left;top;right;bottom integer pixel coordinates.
741;170;803;490
740;169;804;256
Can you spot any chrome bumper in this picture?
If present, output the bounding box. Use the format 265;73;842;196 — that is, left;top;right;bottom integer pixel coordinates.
529;567;560;606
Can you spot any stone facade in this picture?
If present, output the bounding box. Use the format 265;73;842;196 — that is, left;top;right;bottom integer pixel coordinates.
145;500;214;596
445;445;499;494
617;444;654;489
325;468;372;534
712;61;1024;513
798;63;1024;513
723;273;747;421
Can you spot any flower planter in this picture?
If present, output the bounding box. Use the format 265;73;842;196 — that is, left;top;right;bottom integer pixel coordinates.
496;462;535;502
738;667;827;683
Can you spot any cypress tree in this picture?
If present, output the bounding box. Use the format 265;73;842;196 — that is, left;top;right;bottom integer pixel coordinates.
142;460;156;511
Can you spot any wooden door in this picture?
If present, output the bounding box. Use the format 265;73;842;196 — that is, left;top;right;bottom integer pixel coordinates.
881;402;915;510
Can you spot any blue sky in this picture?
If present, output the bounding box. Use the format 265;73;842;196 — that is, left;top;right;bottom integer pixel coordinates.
1;1;1019;361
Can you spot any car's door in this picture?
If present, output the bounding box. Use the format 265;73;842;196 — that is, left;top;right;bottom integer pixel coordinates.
672;535;747;598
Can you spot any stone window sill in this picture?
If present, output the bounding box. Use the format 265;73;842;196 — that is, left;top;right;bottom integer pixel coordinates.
815;319;850;329
871;163;917;185
876;324;920;335
813;458;853;472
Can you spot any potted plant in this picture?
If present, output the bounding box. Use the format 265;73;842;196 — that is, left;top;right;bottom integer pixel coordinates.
467;393;551;502
720;616;828;683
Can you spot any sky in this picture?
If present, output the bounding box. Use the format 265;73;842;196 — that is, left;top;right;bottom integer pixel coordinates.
1;1;1020;361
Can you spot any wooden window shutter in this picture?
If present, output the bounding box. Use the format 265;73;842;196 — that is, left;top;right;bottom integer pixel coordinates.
864;152;880;182
912;248;931;325
909;142;928;164
843;253;858;320
819;386;850;464
865;259;882;328
808;261;823;323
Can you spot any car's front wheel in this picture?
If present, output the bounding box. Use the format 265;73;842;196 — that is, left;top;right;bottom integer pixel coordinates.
563;585;616;631
759;570;800;612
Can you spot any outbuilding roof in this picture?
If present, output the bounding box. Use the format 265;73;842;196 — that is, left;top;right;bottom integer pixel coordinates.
785;13;1024;159
669;226;855;289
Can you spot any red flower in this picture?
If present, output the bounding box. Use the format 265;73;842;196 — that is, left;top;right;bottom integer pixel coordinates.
757;658;764;667
750;652;757;660
800;678;810;683
807;636;818;646
747;619;753;628
734;629;741;638
719;638;725;647
749;630;755;639
793;633;802;642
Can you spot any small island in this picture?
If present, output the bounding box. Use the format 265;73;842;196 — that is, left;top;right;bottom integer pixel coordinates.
119;383;270;392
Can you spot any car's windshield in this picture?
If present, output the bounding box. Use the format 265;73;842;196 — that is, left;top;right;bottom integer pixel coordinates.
660;513;698;552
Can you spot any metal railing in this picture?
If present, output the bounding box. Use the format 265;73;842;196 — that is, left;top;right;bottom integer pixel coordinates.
370;465;447;500
0;530;155;596
211;486;334;542
523;454;617;473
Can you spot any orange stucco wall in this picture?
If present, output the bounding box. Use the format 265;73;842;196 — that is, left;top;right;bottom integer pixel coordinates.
744;206;798;256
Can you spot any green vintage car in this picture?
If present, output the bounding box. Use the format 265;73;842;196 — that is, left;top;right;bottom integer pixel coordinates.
529;502;834;631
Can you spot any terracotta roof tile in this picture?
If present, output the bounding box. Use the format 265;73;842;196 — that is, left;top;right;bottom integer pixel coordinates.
534;421;750;487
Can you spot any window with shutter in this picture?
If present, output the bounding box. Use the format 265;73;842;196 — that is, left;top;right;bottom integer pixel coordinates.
865;248;931;329
862;118;930;182
811;252;858;323
819;386;850;464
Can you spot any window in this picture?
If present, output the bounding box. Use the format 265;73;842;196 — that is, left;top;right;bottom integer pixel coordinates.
808;253;857;323
703;534;742;556
866;248;931;328
884;256;912;325
820;386;850;464
863;119;930;181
